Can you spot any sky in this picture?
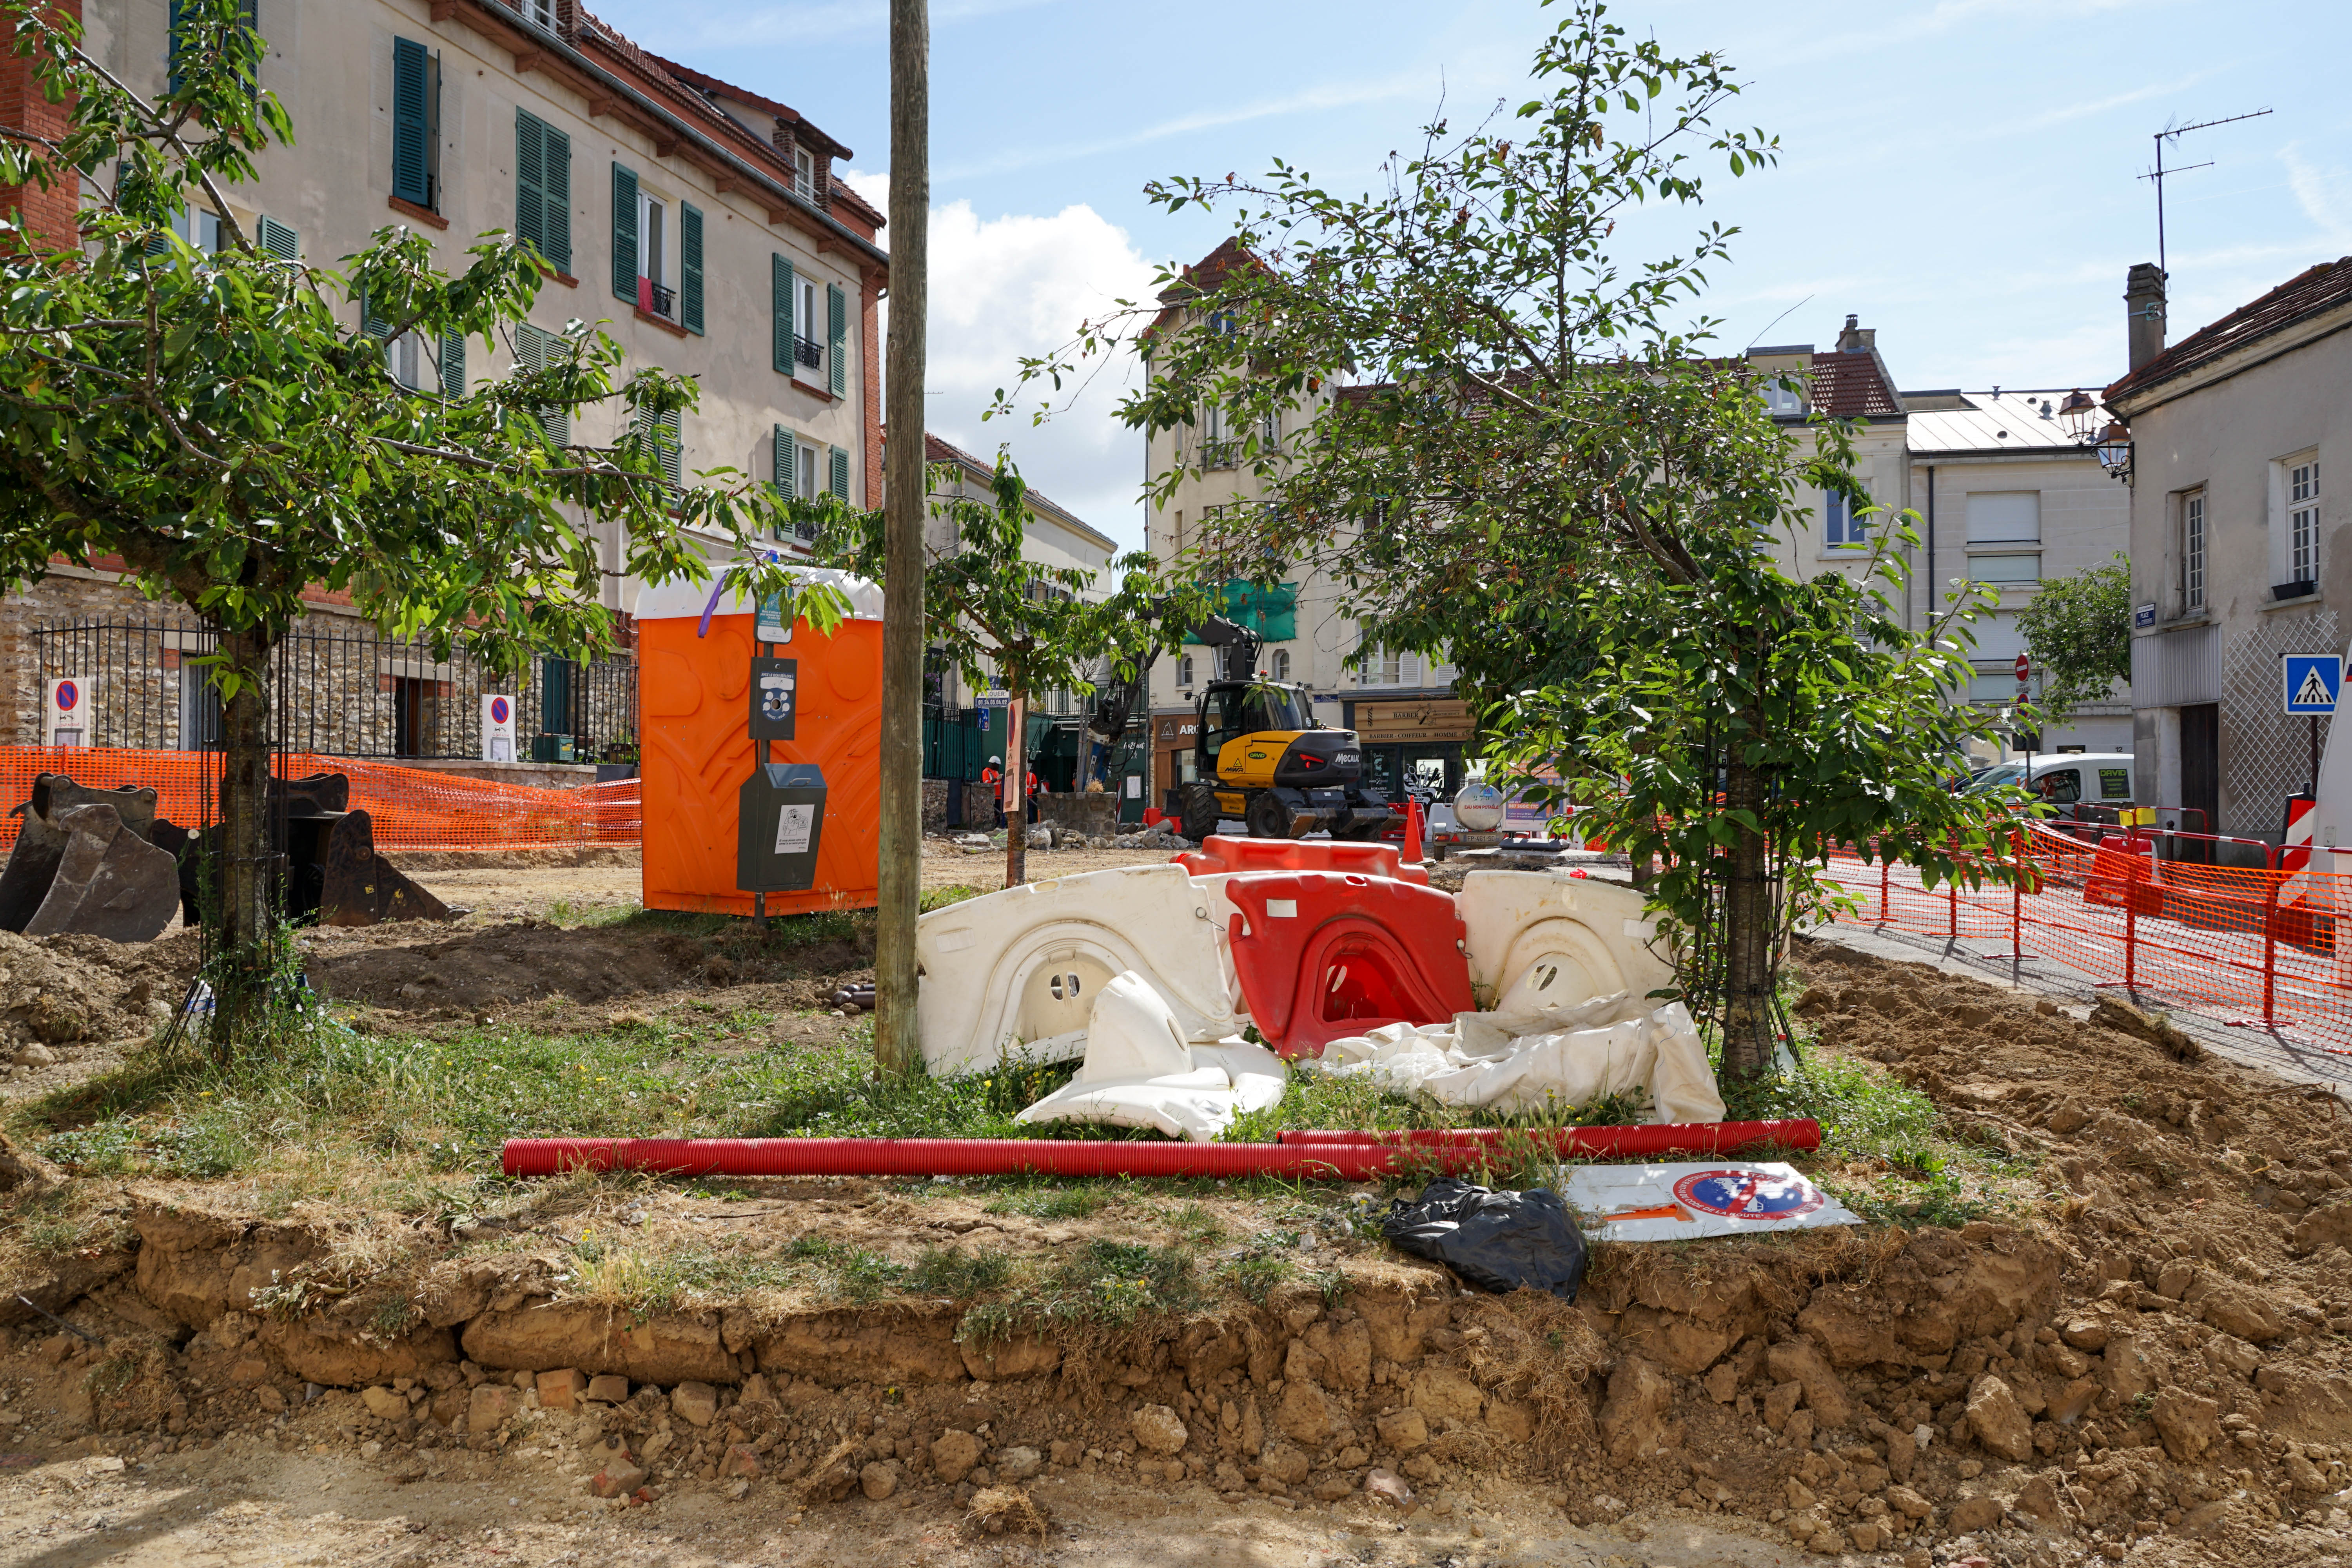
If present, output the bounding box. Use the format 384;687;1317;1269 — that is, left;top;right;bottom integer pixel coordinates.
592;0;2352;551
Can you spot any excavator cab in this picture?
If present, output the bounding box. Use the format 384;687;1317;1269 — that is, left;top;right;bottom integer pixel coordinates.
1180;675;1399;843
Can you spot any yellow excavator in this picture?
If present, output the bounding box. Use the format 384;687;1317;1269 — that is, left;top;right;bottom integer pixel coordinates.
1091;616;1400;842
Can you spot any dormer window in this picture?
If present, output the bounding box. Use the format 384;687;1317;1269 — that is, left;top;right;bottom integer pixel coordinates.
1760;378;1802;417
795;147;815;200
521;0;561;31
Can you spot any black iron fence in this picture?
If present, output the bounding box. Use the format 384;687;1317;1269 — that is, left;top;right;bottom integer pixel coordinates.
29;617;637;762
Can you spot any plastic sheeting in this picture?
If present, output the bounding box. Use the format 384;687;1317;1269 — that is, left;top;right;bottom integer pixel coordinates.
1308;993;1726;1124
1014;970;1288;1142
1558;1161;1860;1241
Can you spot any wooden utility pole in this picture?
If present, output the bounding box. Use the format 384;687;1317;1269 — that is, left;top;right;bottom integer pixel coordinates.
873;0;928;1075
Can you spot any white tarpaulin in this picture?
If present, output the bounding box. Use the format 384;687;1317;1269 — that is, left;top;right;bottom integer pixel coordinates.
1014;970;1288;1142
1308;993;1726;1125
1559;1161;1860;1241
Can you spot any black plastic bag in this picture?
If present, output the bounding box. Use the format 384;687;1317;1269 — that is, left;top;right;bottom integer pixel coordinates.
1380;1177;1588;1300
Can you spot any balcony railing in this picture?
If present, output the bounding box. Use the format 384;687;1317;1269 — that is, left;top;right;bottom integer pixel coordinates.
637;278;675;320
1201;439;1238;470
795;335;824;370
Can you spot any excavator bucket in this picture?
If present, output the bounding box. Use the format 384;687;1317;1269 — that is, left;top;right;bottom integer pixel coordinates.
0;776;163;934
21;802;181;943
310;808;452;926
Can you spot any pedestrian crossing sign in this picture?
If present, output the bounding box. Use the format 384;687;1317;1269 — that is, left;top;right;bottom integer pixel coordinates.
2283;653;2342;715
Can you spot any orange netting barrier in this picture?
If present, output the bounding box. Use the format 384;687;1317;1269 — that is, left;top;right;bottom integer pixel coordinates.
0;748;640;852
1824;820;2352;1055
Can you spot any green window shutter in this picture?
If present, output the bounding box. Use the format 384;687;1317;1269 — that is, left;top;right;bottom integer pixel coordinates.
662;411;683;487
771;254;795;374
255;214;298;258
827;282;847;396
829;445;849;500
167;0;183;93
517;324;568;446
773;424;793;499
360;287;389;339
542;124;571;274
515;111;544;263
440;328;465;397
679;203;704;334
391;38;430;206
610;163;638;303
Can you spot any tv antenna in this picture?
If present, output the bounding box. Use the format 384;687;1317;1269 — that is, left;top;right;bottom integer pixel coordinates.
2141;109;2272;275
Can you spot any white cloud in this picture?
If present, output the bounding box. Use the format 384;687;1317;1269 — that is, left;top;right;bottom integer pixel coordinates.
847;169;1161;551
2283;143;2352;248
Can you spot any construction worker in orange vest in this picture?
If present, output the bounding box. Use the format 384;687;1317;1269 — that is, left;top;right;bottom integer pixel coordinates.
980;755;1005;829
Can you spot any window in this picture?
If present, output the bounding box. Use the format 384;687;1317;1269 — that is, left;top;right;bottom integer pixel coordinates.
2182;490;2206;611
794;147;815;200
171;206;222;253
1759;377;1802;416
515;110;572;275
385;329;428;390
390;37;439;212
2291;458;2321;584
1178;655;1195;687
796;275;821;370
1261;409;1280;450
169;0;259;96
178;664;221;749
2039;768;2082;805
637;188;670;317
1270;648;1292;682
514;323;570;445
522;0;561;29
1203;406;1234;469
1822;488;1869;547
1968;554;2041;584
1358;648;1412;687
1965;490;2041;544
636;407;682;486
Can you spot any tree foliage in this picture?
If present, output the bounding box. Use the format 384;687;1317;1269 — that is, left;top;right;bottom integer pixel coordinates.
0;0;841;1027
822;458;1200;885
2018;554;2129;730
998;0;2024;1074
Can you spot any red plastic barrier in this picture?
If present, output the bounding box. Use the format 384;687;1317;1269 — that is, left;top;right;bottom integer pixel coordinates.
1225;871;1476;1060
1172;833;1428;886
509;1136;1430;1181
1278;1120;1822;1157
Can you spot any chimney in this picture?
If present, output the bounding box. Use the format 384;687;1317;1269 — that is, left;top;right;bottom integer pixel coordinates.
1837;313;1874;353
2126;264;2167;372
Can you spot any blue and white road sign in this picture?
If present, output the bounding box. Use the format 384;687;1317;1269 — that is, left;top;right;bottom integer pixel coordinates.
2283;653;2343;715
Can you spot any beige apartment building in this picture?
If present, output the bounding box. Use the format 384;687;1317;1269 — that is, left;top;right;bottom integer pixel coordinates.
1137;242;2128;810
0;0;886;761
2107;259;2352;845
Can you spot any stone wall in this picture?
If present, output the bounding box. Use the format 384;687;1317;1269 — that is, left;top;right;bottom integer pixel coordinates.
1036;793;1117;840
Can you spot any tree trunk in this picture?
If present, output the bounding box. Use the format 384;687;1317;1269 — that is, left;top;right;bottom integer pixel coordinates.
1003;691;1026;888
871;0;929;1077
212;623;278;1047
1717;753;1777;1082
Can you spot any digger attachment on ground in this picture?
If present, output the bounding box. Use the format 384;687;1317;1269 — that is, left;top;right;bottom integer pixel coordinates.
0;775;180;940
303;806;451;927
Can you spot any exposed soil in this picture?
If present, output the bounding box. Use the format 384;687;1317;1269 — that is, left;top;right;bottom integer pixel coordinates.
4;915;2352;1564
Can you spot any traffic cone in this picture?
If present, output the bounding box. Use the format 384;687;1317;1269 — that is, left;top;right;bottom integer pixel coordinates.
1403;797;1424;865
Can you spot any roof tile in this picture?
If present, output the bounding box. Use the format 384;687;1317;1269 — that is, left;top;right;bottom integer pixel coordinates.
2105;257;2352;405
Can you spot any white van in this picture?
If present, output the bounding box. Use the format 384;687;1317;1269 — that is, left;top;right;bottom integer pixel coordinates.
1964;752;2136;810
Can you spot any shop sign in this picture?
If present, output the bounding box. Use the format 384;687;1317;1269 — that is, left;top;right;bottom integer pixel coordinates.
1354;699;1474;743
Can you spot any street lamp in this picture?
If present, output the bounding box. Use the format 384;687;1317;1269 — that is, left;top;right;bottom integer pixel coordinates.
2057;388;2101;442
2093;419;2134;481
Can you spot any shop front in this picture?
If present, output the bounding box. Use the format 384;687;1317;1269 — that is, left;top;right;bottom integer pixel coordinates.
1151;708;1200;815
1346;698;1474;804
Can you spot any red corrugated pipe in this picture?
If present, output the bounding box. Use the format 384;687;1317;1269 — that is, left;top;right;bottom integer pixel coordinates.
500;1120;1818;1181
1277;1120;1820;1156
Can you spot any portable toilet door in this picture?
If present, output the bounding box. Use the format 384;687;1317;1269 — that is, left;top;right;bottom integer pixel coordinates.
635;569;884;916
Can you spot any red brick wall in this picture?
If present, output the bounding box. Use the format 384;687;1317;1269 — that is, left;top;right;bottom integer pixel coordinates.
0;1;80;252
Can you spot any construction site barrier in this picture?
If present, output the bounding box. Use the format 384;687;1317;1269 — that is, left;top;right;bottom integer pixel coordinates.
0;748;639;852
1826;820;2352;1055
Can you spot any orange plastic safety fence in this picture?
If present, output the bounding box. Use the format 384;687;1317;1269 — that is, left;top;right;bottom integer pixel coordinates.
1824;822;2352;1055
0;748;639;852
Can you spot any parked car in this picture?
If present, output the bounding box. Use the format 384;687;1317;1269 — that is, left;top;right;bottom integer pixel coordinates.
1965;752;2138;837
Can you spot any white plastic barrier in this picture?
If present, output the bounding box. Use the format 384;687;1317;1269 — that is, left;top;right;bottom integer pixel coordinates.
1455;870;1673;1013
1013;970;1287;1141
915;864;1243;1077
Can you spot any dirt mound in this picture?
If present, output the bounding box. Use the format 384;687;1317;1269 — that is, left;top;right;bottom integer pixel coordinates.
0;927;197;1057
384;845;640;871
303;917;870;1018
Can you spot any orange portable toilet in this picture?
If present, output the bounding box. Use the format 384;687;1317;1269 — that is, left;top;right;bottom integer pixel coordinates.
635;566;884;916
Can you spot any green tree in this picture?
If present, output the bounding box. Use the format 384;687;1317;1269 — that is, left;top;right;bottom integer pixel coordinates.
822;457;1201;888
0;1;838;1039
1000;0;2021;1076
2018;554;2130;730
